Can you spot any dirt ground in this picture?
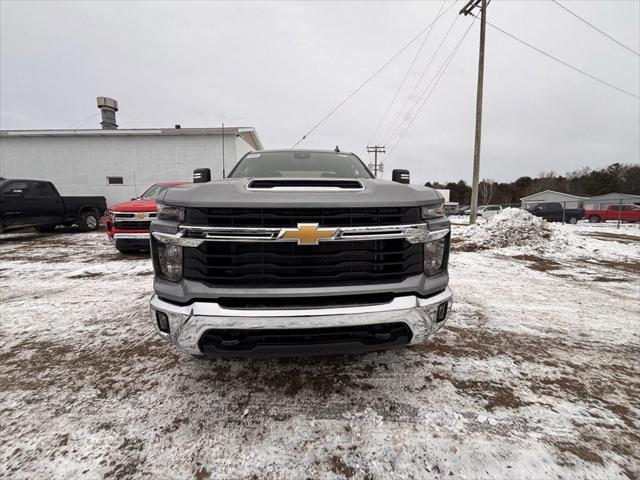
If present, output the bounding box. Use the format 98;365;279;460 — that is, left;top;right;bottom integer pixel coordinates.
1;225;639;479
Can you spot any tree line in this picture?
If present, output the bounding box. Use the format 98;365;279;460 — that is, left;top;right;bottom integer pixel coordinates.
424;163;640;205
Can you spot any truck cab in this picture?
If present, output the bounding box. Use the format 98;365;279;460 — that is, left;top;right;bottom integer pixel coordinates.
148;150;452;357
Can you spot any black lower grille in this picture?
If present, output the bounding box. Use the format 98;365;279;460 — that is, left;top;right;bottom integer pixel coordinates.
115;221;151;230
185;206;421;227
183;239;423;287
216;293;396;309
198;323;412;356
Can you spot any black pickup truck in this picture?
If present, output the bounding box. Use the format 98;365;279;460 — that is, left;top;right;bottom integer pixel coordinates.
527;202;584;224
0;178;106;233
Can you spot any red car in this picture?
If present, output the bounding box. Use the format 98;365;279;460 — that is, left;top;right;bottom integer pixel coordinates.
106;182;189;253
584;204;640;223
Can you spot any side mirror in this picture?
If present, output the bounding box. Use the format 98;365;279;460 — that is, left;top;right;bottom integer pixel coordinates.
193;168;211;183
392;169;410;184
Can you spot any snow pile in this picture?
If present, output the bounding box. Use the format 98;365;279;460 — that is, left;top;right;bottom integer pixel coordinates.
456;208;554;251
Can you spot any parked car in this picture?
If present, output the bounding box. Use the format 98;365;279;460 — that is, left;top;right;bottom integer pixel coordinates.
149;149;452;358
584;204;640;223
0;178;106;234
477;205;503;218
105;181;189;253
527;202;584;224
444;204;458;216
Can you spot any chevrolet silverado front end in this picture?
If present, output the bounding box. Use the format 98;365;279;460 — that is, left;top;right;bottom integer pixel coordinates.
149;150;452;357
106;182;189;253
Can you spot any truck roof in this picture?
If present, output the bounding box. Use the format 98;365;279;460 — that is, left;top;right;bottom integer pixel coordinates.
249;149;357;156
155;181;190;186
0;178;54;184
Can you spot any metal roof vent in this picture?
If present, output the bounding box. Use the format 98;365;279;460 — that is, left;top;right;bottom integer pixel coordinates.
97;97;118;129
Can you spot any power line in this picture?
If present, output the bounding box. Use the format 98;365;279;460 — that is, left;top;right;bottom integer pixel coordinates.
380;11;462;147
382;15;458;144
388;18;477;155
290;0;460;148
389;19;477;153
482;18;640;100
367;0;450;147
66;113;100;129
550;0;639;57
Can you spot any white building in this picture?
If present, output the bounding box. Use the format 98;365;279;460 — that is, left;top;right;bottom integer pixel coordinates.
0;126;263;206
521;190;640;210
520;190;589;209
583;192;640;209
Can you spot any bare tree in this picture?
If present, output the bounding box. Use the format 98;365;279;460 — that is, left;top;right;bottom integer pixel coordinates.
536;170;558;191
478;179;496;205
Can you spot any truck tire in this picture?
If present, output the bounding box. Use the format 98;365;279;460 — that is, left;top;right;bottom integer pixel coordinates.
588;215;601;223
35;224;56;233
78;211;99;231
567;216;578;225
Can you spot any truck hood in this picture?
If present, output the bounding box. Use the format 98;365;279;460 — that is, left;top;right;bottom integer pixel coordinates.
108;198;157;212
159;178;443;208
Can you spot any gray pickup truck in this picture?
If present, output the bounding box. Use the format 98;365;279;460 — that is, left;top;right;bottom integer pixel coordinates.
149;149;452;357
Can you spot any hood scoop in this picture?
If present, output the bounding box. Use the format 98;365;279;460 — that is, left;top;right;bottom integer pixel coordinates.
247;179;364;191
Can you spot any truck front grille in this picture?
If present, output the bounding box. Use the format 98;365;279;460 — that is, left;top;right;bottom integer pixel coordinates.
183;239;423;287
115;220;151;230
198;323;412;355
185;206;421;227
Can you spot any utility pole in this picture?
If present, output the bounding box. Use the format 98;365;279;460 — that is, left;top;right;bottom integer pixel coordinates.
460;0;488;225
221;122;226;179
366;145;385;178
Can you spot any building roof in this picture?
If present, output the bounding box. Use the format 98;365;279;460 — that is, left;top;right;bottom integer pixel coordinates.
520;190;590;201
0;127;263;150
587;192;640;199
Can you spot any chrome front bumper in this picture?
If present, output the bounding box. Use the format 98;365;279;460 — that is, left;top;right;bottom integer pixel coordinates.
113;232;150;240
149;287;452;356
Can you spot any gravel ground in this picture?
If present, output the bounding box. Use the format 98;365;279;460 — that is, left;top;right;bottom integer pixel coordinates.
0;224;638;479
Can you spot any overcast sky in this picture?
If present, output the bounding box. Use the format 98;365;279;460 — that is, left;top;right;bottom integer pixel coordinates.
1;0;638;183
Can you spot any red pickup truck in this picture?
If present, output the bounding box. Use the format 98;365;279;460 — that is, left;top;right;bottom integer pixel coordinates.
584;204;640;223
106;182;189;253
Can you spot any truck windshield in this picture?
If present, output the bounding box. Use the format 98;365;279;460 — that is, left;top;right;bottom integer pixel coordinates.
141;184;172;199
228;151;373;179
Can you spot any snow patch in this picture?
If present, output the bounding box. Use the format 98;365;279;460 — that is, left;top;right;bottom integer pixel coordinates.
457;208;554;251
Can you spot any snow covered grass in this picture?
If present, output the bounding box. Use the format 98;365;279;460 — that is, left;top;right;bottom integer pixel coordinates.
1;224;638;479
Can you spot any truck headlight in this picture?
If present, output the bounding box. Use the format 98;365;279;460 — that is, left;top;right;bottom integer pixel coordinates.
157;204;185;222
156;242;183;281
424;237;447;275
421;202;445;219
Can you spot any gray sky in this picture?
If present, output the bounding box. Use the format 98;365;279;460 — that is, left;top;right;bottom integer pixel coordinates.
1;0;638;184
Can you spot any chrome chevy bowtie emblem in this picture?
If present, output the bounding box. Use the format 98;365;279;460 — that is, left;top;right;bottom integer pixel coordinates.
279;223;338;246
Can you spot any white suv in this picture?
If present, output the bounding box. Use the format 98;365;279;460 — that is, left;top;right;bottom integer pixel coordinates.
477;205;503;218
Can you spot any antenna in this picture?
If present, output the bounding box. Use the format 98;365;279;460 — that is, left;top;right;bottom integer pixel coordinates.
222;122;226;179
